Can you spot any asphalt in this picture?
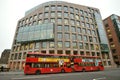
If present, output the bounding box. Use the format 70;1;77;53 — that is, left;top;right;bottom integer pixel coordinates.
0;67;120;75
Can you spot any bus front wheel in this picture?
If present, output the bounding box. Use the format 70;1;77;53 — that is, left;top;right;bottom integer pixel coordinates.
35;70;41;75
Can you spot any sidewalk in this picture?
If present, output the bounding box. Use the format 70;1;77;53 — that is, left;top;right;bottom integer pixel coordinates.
0;71;24;75
105;67;120;71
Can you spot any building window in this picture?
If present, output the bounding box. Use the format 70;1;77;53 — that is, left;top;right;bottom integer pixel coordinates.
29;43;34;49
91;24;94;29
64;6;68;11
83;35;88;42
92;30;96;35
111;44;115;48
64;12;68;18
51;5;56;11
44;12;49;18
39;13;43;19
90;44;94;50
70;13;74;19
57;12;62;17
87;29;91;35
41;50;46;54
57;33;62;40
64;19;69;25
38;20;42;24
72;42;77;48
70;7;74;12
93;37;97;43
35;42;40;49
65;42;70;48
79;42;83;49
80;16;84;21
34;15;37;20
86;52;90;56
81;22;85;27
71;26;76;32
44;19;49;23
80;10;83;14
88;13;92;17
51;18;55;23
112;49;116;53
85;17;89;22
57;50;63;54
57;25;62;31
14;53;18;60
89;36;93;42
76;21;80;26
86;23;90;28
75;8;79;14
85;43;89;50
42;42;47;48
71;20;75;25
90;18;93;23
97;52;100;56
75;14;79;20
84;11;88;16
23;52;27;59
10;54;14;60
57;5;62;10
49;42;55;48
65;33;70;40
18;53;22;59
82;28;86;34
66;50;70;55
57;42;62;48
29;16;32;22
109;38;113;42
80;51;84;55
45;6;49;11
73;51;78;55
77;27;81;33
57;18;62;24
78;35;82;41
108;61;111;66
95;44;99;50
51;12;55;17
64;25;69;32
49;50;54;54
72;34;76;40
92;52;95;56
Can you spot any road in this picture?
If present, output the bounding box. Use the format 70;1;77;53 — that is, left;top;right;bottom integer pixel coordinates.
0;68;120;80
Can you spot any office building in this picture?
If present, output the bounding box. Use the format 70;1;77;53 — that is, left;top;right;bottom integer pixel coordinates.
103;14;120;67
8;1;114;70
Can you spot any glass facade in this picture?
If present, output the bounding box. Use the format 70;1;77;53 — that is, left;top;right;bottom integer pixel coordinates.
17;23;54;42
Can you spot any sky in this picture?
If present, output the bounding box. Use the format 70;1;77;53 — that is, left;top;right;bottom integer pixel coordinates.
0;0;120;57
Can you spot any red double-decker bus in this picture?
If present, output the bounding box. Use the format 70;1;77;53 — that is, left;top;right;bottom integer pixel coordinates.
24;52;104;75
70;55;104;72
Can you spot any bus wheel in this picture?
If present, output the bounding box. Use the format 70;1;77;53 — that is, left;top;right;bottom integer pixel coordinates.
36;70;41;75
82;69;86;72
61;69;65;73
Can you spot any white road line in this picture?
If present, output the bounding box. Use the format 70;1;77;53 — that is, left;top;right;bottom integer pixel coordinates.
11;75;50;80
93;77;106;80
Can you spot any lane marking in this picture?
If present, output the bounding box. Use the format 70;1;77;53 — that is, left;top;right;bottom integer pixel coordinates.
93;77;106;80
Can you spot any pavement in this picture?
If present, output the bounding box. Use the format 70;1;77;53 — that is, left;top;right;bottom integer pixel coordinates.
0;71;24;75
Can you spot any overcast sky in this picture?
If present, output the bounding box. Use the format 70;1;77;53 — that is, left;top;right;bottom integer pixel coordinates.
0;0;120;57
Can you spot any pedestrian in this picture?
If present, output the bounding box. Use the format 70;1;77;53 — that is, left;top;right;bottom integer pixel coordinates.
1;66;4;72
